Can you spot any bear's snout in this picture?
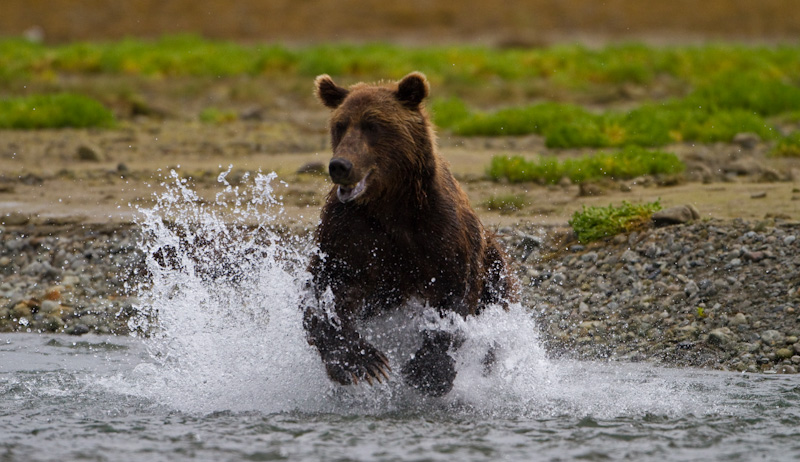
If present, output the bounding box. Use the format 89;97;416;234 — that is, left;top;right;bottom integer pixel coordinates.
328;157;353;184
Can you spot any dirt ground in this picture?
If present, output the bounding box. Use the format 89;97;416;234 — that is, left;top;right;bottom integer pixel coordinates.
2;111;799;232
3;0;800;44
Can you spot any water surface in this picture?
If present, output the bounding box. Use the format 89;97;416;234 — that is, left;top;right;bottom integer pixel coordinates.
3;334;800;461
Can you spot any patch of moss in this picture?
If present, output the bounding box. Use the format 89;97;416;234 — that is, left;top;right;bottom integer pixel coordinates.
487;147;685;184
769;132;800;158
199;107;237;124
483;194;528;213
569;200;662;243
0;93;115;129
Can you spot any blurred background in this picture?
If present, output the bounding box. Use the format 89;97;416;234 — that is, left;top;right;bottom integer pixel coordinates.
2;0;800;228
2;0;800;44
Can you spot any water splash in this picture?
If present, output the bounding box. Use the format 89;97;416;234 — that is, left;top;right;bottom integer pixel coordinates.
123;169;717;418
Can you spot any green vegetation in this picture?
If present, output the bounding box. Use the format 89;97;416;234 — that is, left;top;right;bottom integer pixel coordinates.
0;93;115;129
1;36;798;142
3;37;799;87
199;107;237;124
696;306;708;319
487;147;685;184
432;77;783;148
770;132;800;157
483;194;528;213
569;200;662;243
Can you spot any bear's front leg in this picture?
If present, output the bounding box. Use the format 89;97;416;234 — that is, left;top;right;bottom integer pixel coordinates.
402;330;456;397
304;312;391;386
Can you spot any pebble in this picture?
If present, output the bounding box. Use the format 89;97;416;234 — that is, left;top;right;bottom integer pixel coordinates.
651;204;701;226
0;224;141;336
733;132;761;149
500;217;800;374
76;144;103;162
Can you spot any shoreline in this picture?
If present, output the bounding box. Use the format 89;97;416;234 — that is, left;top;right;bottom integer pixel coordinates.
2;217;799;374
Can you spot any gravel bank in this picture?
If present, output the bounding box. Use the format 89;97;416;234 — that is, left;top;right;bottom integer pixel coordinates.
0;223;141;335
500;217;800;374
3;218;800;374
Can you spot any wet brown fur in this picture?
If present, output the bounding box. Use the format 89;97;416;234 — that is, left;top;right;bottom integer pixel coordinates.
304;72;516;391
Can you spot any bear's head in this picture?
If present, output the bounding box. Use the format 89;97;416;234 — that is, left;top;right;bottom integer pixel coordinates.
315;72;434;205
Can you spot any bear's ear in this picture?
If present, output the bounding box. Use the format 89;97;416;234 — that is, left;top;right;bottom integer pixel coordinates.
315;74;349;109
395;72;429;109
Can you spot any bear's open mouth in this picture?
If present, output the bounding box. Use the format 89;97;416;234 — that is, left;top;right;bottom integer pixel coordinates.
336;172;370;203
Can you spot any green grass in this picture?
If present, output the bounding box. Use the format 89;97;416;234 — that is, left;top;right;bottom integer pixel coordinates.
569;200;662;243
3;36;800;89
688;73;800;116
483;194;528;213
0;93;115;129
199;107;237;124
769;132;800;157
2;36;798;141
433;79;782;148
487;147;685;184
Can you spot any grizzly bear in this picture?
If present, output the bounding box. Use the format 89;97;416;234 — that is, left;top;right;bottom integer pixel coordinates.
303;72;515;396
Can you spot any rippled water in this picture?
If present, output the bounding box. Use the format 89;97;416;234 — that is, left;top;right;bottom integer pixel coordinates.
3;170;800;461
3;334;800;461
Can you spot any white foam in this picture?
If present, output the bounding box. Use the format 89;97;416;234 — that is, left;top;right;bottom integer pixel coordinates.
121;169;718;418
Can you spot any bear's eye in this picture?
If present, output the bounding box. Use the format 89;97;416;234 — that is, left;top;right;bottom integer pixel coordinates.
332;121;348;142
360;121;377;133
360;120;381;144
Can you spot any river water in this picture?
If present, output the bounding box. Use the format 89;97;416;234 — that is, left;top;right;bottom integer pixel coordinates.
3;171;800;461
3;334;800;462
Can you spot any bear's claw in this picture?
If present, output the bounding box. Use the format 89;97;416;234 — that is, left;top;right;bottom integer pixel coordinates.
402;331;456;397
322;337;391;387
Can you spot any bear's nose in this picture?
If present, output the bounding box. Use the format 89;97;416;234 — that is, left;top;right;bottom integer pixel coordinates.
328;157;353;184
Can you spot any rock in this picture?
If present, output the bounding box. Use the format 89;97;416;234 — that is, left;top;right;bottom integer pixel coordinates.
742;250;766;262
729;313;748;326
651;205;701;226
44;286;63;301
733;132;761;149
517;233;542;261
759;168;782;182
11;302;32;319
68;324;90;336
76;144;103;162
39;300;62;315
296;162;327;175
21;261;61;279
761;330;785;346
19;173;43;185
239;107;265;121
777;364;798;374
725;157;762;176
621;249;639;263
2;212;30;226
551;272;566;285
708;327;733;345
43;315;64;332
776;348;794;360
684;280;700;297
578;182;603;197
